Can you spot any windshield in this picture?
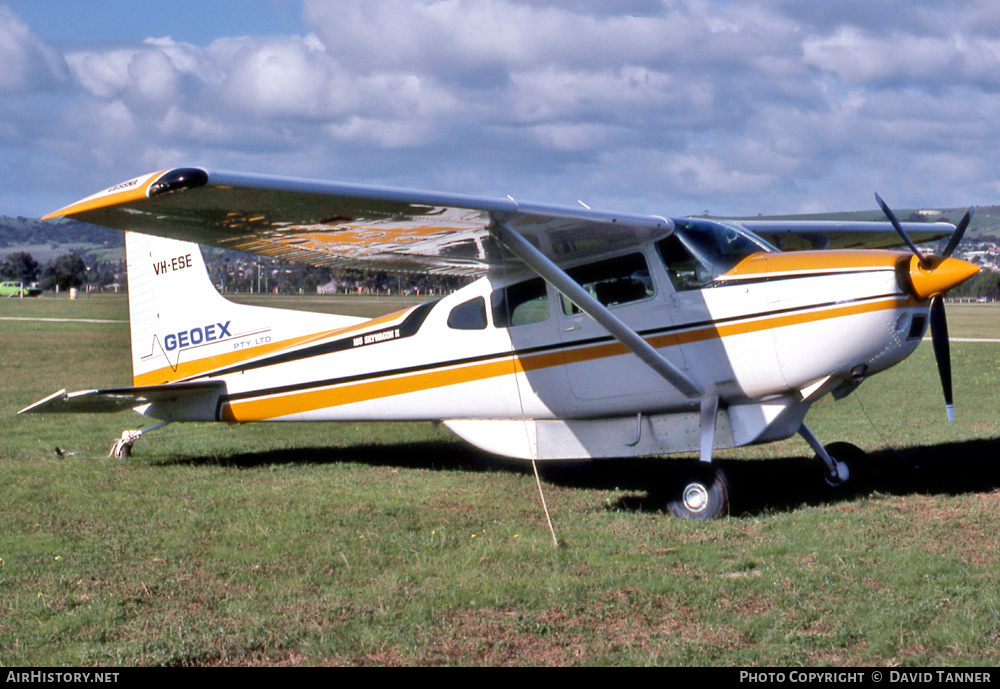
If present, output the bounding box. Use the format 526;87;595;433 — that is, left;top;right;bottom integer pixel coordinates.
657;218;773;291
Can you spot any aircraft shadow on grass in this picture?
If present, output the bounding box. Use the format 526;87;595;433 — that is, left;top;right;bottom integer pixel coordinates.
170;434;1000;517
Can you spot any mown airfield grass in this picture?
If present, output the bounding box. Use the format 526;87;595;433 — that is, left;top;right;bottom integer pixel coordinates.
1;293;1000;667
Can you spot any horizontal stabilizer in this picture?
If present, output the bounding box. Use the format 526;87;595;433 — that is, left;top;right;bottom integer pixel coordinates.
18;381;226;415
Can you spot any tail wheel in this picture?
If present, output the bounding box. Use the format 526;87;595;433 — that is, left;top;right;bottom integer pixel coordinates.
667;465;730;520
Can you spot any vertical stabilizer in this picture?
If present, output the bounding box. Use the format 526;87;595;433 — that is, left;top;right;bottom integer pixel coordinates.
125;232;365;386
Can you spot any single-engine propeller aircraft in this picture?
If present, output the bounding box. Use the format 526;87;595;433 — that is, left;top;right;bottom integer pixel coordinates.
20;168;980;518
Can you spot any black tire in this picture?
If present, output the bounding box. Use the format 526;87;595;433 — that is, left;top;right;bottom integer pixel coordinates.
821;442;868;491
666;464;730;520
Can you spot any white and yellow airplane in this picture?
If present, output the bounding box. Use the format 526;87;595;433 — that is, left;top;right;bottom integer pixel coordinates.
20;168;980;518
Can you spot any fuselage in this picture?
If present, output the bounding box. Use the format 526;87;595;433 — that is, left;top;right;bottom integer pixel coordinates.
141;220;932;460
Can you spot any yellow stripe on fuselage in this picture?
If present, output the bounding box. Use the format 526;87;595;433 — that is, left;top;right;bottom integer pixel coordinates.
219;294;912;422
722;249;906;280
133;307;412;386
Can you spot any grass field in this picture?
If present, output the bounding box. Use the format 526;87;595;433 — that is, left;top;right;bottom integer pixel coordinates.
2;293;999;666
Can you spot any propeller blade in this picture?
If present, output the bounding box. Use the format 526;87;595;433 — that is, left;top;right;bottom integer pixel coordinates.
929;295;954;422
875;193;930;266
942;206;974;258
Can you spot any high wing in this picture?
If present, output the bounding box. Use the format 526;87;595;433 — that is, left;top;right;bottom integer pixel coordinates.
720;217;955;251
43;168;672;275
44;168;961;270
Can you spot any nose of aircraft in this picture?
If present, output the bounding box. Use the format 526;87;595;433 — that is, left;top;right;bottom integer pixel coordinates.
905;254;980;300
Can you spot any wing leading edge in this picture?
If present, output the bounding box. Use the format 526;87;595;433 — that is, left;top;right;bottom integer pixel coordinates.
43;167;961;274
44;167;672;276
728;218;955;251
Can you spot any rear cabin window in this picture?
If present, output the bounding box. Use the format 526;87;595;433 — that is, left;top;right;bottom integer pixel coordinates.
560;253;654;315
447;297;488;330
491;278;549;327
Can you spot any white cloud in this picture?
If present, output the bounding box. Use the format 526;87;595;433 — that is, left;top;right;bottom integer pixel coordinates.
218;37;339;118
67;48;137;99
5;0;1000;218
0;6;68;93
804;28;959;85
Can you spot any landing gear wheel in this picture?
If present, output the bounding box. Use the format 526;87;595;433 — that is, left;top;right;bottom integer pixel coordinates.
109;430;143;459
820;442;868;490
667;465;730;520
106;423;169;460
824;459;850;487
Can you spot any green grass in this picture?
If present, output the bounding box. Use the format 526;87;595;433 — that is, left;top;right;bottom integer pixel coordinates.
1;294;999;666
943;303;1000;340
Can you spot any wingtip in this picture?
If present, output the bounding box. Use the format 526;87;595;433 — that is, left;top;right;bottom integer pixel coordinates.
41;208;70;221
38;169;171;221
18;389;68;415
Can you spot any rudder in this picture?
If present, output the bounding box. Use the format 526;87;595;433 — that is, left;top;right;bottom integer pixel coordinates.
125;232;365;386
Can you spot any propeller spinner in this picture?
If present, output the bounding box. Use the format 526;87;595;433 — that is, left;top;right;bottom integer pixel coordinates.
876;194;979;422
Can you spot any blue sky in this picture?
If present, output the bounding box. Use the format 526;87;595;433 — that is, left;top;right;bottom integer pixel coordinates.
1;1;306;46
4;1;1000;220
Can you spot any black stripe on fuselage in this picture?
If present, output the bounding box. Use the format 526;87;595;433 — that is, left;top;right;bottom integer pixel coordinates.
213;290;909;410
201;299;438;380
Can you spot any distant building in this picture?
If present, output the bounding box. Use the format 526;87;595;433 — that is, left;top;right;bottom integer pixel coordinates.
317;279;341;294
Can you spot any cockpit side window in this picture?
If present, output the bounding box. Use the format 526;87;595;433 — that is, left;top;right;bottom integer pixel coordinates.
657;219;771;291
657;235;704;292
447;296;488;330
560;253;654;315
491;277;549;327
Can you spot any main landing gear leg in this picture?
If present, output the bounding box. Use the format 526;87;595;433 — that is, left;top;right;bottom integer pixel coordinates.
798;423;855;487
109;421;169;459
666;397;730;520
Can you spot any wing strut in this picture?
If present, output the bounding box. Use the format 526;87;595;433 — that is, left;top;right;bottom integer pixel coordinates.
492;221;703;398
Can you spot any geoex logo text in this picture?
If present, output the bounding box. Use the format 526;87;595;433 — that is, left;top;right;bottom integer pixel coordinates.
164;321;232;351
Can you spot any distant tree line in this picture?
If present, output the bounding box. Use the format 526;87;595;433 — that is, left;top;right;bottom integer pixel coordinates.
0;217;123;291
0;245;468;296
949;270;1000;301
0;251;109;291
206;249;467;296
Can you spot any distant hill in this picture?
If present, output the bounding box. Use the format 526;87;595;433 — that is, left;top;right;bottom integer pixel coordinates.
0;216;122;247
0;216;124;264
